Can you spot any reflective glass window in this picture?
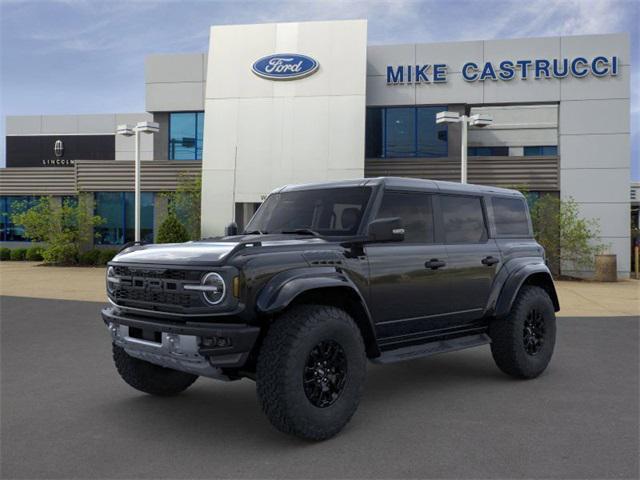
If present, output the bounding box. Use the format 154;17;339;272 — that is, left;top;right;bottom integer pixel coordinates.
417;107;448;157
492;197;531;236
385;108;415;157
440;195;487;244
169;112;204;160
95;192;154;245
0;196;39;242
376;191;434;243
524;145;558;156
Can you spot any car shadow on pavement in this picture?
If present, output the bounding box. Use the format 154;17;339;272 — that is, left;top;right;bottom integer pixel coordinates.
100;346;506;446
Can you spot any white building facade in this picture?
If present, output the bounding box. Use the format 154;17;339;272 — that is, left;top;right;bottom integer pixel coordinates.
3;20;632;277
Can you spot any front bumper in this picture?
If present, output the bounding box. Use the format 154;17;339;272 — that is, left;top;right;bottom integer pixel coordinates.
102;306;260;378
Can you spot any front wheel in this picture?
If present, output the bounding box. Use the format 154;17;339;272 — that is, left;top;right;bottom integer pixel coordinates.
256;304;367;441
489;285;556;379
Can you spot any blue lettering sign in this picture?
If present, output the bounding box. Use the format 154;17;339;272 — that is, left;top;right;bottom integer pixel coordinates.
570;57;589;77
252;53;319;80
433;64;447;82
462;62;479;81
387;65;404;84
415;64;430;83
387;55;621;85
499;61;515;80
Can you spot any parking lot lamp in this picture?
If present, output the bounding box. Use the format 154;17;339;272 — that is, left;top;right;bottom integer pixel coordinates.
116;122;159;242
436;111;492;184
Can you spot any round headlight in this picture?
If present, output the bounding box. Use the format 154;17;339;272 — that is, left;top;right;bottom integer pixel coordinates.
106;266;117;294
201;272;226;305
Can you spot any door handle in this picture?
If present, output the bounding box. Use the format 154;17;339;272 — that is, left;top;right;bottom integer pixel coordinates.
482;256;500;266
425;259;446;270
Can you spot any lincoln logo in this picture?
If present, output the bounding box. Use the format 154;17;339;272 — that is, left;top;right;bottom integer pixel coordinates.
54;139;64;158
252;53;319;80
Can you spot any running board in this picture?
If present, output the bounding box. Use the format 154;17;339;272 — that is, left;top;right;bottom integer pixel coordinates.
372;333;491;364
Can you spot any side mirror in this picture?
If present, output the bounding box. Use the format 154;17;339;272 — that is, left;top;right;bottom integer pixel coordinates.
367;217;405;243
225;222;238;236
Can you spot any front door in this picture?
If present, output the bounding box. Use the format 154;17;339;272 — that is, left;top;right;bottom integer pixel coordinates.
365;191;451;341
438;194;500;324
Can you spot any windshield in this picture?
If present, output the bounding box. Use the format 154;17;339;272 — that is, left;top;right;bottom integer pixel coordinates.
244;187;372;237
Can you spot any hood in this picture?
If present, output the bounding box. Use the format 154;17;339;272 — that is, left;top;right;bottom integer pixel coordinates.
112;235;329;266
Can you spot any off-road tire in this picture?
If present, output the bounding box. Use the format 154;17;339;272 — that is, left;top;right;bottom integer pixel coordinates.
112;344;198;396
256;304;367;441
489;285;556;379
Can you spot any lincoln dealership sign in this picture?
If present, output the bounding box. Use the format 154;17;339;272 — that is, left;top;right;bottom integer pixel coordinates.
252;53;319;80
386;55;620;84
5;135;115;167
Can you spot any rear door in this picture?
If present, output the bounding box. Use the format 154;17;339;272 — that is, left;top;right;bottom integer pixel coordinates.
438;194;501;324
365;190;450;340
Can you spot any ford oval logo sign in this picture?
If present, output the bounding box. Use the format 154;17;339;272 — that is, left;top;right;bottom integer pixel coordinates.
252;53;319;80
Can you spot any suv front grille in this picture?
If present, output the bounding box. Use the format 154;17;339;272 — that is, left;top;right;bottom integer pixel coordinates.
110;266;206;312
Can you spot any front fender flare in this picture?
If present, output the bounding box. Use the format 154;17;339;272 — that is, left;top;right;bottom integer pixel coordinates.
256;267;364;314
495;262;559;318
256;267;379;357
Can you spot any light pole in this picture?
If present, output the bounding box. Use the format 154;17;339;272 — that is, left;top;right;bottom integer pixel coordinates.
436;111;492;184
116;121;159;242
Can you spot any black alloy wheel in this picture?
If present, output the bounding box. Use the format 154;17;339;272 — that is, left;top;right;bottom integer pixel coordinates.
303;340;348;408
523;308;545;356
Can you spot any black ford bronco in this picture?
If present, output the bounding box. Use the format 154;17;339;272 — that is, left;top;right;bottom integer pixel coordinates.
103;177;559;440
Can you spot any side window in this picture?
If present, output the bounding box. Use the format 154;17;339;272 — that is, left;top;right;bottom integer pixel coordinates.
375;191;434;243
492;197;531;236
440;195;487;244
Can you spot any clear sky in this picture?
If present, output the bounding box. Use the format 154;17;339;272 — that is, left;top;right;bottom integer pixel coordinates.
1;0;638;179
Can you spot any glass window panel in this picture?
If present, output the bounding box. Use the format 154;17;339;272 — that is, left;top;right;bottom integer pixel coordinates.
541;146;558;156
440;195;487;244
124;192;154;243
5;196;38;242
95;192;124;245
524;146;542;156
196;112;205;160
365;108;383;158
417;107;448;158
376;191;434;243
385;108;415;157
169;113;197;160
492;197;531;236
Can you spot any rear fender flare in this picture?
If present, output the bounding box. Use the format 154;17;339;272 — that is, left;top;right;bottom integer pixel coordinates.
495;262;559;318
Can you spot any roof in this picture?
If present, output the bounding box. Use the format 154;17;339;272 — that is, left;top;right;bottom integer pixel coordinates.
276;177;523;197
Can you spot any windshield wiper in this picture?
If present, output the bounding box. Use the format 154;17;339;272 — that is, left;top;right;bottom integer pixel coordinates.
280;228;321;237
242;230;267;235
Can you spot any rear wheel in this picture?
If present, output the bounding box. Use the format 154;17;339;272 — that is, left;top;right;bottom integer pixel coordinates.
489;285;556;379
256;304;366;441
112;344;198;396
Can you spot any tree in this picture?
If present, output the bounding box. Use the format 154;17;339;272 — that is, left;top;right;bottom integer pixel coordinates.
530;195;606;276
11;197;104;265
156;213;190;243
163;173;201;240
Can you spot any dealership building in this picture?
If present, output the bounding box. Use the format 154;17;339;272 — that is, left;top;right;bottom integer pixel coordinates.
0;20;632;277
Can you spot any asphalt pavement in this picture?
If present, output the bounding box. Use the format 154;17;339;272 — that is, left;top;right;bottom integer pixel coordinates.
1;296;638;479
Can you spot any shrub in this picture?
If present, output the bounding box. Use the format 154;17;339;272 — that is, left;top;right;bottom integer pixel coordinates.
162;174;202;240
97;249;118;266
529;195;605;275
10;248;27;261
42;243;79;265
157;213;189;243
79;249;101;266
0;248;10;261
10;196;104;265
25;246;44;261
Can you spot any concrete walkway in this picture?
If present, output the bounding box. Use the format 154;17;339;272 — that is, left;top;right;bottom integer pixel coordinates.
0;261;638;317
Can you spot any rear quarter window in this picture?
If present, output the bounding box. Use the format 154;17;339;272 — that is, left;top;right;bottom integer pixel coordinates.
491;197;532;236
